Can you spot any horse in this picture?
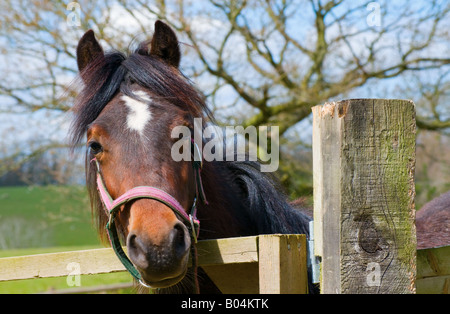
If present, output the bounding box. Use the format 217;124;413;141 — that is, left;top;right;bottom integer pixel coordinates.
416;191;450;250
70;20;314;293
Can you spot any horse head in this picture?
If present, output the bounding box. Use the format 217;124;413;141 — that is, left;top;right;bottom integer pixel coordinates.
73;21;204;289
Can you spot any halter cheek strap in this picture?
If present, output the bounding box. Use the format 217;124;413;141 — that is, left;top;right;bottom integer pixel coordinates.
91;140;205;290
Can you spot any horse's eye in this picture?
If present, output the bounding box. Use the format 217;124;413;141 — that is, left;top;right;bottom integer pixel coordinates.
89;141;103;155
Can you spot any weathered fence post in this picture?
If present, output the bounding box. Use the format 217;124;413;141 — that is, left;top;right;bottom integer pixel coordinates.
312;99;417;293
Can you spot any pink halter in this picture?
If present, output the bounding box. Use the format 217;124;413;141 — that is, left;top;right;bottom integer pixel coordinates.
92;158;201;242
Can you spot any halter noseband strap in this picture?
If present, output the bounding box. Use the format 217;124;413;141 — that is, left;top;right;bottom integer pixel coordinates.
92;140;205;290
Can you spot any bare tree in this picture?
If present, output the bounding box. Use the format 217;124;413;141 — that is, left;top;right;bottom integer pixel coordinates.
130;0;450;134
1;0;449;191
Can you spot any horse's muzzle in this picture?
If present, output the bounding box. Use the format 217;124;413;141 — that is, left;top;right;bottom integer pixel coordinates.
127;221;191;288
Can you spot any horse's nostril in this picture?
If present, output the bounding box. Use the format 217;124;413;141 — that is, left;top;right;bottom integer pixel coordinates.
172;222;191;259
127;232;149;269
128;233;137;248
127;232;142;252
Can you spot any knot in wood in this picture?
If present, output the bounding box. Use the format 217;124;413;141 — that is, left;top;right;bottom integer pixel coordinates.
357;215;383;254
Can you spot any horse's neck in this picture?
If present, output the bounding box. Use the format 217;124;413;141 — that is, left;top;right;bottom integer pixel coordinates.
195;161;247;240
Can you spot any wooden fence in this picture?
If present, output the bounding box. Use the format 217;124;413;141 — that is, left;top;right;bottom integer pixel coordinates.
1;98;449;294
417;245;450;294
0;236;447;294
0;234;308;294
312;99;448;294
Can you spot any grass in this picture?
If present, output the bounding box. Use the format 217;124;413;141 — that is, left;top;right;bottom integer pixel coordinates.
0;185;98;248
0;272;134;294
0;185;135;293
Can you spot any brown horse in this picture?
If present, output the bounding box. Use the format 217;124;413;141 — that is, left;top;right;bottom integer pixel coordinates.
70;21;313;293
416;191;450;249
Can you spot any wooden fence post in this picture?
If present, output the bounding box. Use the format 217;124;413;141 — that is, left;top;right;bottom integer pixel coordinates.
258;234;308;294
312;99;417;293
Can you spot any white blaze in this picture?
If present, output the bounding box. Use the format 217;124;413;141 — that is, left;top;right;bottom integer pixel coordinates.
122;91;152;135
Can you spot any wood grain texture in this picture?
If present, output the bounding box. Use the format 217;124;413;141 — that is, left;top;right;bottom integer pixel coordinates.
0;248;125;281
312;99;417;294
258;234;307;294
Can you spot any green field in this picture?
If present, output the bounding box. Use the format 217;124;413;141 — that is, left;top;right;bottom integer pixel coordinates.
0;185;134;293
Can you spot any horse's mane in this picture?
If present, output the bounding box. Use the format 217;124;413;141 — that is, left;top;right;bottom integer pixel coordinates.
224;160;311;236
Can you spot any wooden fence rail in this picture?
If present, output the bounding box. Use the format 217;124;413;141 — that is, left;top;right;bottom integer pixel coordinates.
417;245;450;294
0;234;308;294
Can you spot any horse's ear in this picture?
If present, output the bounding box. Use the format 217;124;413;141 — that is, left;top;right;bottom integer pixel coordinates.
140;20;181;68
76;29;104;73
